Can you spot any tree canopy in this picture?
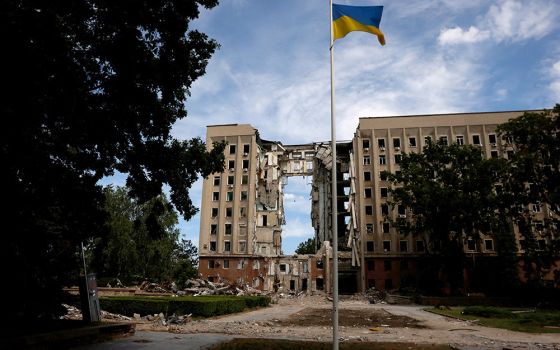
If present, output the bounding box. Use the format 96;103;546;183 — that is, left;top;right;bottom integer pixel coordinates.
295;238;316;255
385;140;508;293
2;0;224;321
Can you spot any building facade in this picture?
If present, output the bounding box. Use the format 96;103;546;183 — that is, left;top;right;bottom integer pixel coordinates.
199;110;558;294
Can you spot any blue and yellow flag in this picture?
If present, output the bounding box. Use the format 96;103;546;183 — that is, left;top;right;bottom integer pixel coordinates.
332;3;385;45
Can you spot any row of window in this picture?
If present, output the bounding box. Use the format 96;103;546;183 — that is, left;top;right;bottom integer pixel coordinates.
210;216;267;235
208;240;247;253
211;206;248;218
213;174;250;186
212;190;248;202
228;144;251;155
363;148;507;166
363;133;502;151
365;239;495;253
226;159;250;171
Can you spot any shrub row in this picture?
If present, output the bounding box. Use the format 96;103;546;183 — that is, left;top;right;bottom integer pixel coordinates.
100;295;271;318
462;306;515;318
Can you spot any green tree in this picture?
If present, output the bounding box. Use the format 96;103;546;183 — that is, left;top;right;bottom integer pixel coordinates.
91;186;199;288
2;0;224;321
497;105;560;286
385;140;508;294
295;238;316;254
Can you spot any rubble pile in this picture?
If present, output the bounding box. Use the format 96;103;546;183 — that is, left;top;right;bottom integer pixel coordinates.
60;304;82;320
364;287;386;304
179;278;265;297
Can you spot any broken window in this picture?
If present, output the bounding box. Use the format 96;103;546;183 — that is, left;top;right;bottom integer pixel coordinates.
240;191;248;201
226;191;233;201
363;156;371;165
208;260;215;269
302;262;309;273
225;223;232;235
363;139;370;149
378;138;386;148
225;207;232;217
366;223;373;234
229;144;236;154
456;135;464;145
223;259;230;268
306;160;313;170
367;260;375;271
409;137;417;147
211;224;218;235
237;259;247;269
439;136;448;145
262;215;268;227
241;174;248;185
489;134;497;144
243;144;250;154
227;175;234;185
382;222;390;233
424;136;432;144
385;279;393;289
292;152;302;159
211;208;218;218
466;239;475;251
393;138;401;149
240;207;247;218
366;241;374;252
316;259;324;269
242;159;249;170
365;205;373;215
279;264;287;273
380;172;387;181
290;280;295;290
491;150;499;158
397;205;406;216
379;155;386;165
380;187;388;198
364;171;371;181
484;239;494;251
383;240;391;252
381;204;389;216
416;240;425;252
239;224;247;236
238;240;247;253
395;154;402;164
316;278;324;290
364;188;372;198
384;260;392;271
212;192;219;201
399;240;408;252
210;241;216;251
472;134;481;145
228;160;235;170
213;176;220;186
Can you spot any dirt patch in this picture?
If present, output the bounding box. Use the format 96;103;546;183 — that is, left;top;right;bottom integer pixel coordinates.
209;338;451;350
273;307;425;328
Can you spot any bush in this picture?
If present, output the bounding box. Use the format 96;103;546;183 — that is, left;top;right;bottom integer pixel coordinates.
100;295;271;318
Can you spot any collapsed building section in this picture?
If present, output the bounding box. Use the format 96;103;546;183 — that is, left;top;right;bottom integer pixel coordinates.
198;110;560;294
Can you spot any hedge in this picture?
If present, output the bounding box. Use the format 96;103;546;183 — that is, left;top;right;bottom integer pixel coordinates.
100;295;271;318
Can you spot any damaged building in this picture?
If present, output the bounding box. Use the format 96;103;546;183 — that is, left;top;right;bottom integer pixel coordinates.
198;110;560;294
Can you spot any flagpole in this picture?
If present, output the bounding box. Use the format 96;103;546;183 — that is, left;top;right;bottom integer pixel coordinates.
329;1;339;350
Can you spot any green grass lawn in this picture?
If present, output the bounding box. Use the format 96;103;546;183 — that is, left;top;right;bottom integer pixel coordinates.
427;306;560;333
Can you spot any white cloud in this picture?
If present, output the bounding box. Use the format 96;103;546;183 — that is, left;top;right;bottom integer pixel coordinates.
550;60;560;100
282;217;314;238
438;0;559;46
486;0;558;42
438;26;490;45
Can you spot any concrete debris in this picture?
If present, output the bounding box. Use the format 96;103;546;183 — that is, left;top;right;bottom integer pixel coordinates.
364;287;386;304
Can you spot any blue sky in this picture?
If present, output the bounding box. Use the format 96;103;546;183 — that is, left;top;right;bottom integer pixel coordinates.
104;0;560;255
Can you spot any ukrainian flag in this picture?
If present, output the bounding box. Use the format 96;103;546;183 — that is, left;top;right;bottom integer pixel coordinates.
332;3;385;45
